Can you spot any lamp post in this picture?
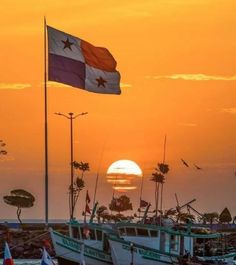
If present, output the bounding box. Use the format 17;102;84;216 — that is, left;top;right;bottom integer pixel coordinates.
55;112;88;220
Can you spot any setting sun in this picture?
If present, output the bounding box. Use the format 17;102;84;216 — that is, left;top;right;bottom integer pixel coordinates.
106;160;142;192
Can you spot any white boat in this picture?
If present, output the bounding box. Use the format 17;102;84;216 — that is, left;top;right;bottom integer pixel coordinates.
50;221;115;265
108;222;236;265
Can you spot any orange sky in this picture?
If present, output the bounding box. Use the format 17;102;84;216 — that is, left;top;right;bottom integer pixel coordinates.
0;0;236;220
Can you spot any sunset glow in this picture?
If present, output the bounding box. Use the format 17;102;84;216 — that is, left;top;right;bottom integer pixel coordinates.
107;160;142;192
1;0;236;220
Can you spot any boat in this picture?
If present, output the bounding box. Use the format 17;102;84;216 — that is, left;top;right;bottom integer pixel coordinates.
108;222;236;265
50;220;115;265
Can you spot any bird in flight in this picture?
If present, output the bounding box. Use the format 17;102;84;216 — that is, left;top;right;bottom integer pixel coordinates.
194;164;202;170
181;159;189;167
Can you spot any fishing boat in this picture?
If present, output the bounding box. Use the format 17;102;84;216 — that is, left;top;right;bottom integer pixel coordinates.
50;220;115;265
108;222;236;265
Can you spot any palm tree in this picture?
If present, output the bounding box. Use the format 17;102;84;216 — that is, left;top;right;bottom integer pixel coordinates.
73;161;90;179
157;163;169;212
151;172;165;221
97;206;108;223
71;161;90;218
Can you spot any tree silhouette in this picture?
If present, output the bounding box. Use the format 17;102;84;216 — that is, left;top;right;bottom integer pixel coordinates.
0;140;7;156
3;189;35;224
97;205;108;223
70;161;89;218
160;208;177;219
202;212;219;225
73;161;90;179
109;195;133;214
177;212;195;223
150;171;165;221
219;208;232;224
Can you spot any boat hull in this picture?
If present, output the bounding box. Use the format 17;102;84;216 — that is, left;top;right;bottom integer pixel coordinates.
50;230;113;265
109;237;178;265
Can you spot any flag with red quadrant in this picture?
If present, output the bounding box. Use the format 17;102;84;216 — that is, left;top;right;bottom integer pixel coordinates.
47;26;121;94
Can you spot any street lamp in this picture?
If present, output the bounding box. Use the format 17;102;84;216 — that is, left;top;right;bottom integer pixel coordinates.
55;111;88;220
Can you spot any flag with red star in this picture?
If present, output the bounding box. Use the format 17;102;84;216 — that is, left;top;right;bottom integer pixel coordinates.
47;26;121;94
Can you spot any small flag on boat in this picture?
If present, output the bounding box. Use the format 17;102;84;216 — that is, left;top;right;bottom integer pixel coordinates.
3;242;14;265
85;203;91;214
86;190;91;203
40;248;54;265
47;26;121;95
140;199;149;208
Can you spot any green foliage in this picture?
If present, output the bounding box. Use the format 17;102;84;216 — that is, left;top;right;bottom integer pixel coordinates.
97;205;108;223
161;208;177;218
177;212;195;223
109;195;133;214
97;205;108;215
70;161;90;218
202;212;219;224
151;172;165;183
3;189;35;224
75;177;85;191
219;207;232;223
73;161;90;177
158;163;169;174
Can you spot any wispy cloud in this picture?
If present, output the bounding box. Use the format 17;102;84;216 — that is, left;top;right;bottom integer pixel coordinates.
178;123;197;127
47;81;132;89
0;156;15;162
146;74;236;81
221;108;236;114
47;82;70;88
0;83;31;90
120;83;132;88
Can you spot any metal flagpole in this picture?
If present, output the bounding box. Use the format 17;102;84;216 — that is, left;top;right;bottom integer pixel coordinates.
93;173;99;207
44;17;49;225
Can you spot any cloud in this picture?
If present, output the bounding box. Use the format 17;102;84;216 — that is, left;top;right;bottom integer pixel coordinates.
120;83;132;88
0;156;15;162
146;74;236;81
0;83;31;90
221;108;236;114
47;82;70;88
178;123;197;127
47;81;132;89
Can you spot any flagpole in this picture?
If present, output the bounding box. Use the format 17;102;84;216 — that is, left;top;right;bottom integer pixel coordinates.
93;173;99;207
44;16;49;225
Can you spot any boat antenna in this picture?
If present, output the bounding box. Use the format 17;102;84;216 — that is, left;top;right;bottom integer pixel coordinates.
92;136;107;207
160;134;166;212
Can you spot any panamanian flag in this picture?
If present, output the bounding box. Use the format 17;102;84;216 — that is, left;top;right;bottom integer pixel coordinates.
3;242;14;265
40;248;54;265
47;26;121;95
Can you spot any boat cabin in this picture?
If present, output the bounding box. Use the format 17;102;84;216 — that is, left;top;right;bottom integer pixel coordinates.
116;223;226;257
68;221;116;253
